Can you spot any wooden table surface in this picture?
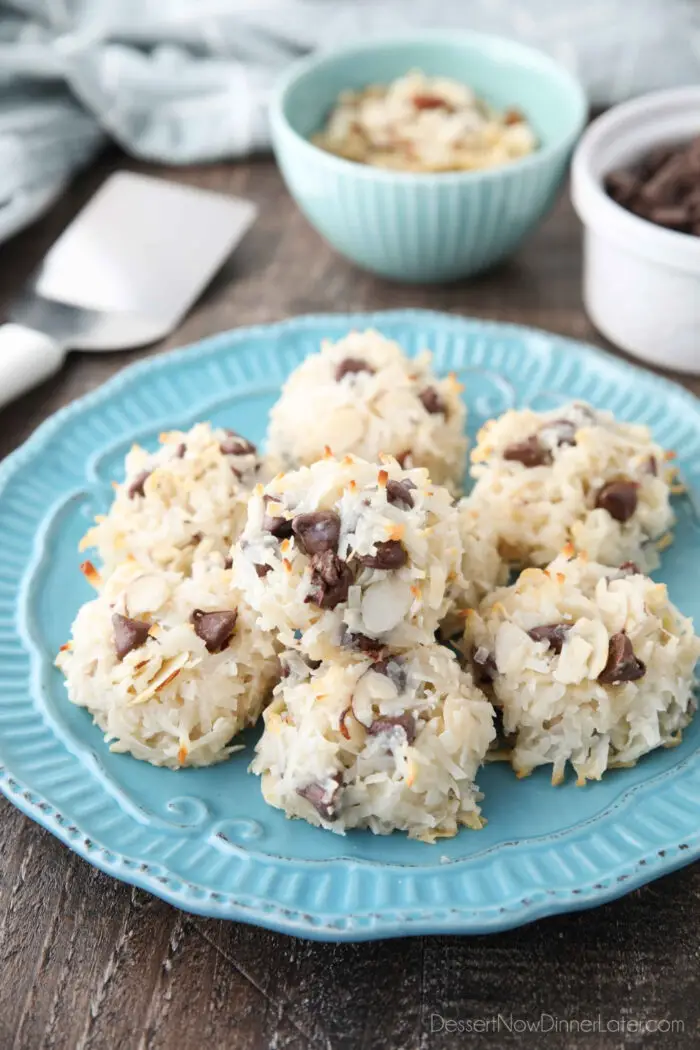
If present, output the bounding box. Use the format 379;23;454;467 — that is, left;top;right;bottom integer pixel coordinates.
0;151;698;1050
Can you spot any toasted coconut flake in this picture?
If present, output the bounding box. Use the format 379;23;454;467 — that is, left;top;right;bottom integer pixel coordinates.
339;707;351;740
128;652;190;706
80;560;102;589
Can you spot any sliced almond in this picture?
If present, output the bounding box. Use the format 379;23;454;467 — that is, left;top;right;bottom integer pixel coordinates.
125;572;170;615
128;652;190;706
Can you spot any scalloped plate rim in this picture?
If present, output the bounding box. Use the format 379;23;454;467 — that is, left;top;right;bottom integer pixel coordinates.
2;762;698;941
1;309;699;941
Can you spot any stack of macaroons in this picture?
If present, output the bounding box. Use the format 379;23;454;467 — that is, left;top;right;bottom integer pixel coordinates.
56;327;698;842
234;452;498;838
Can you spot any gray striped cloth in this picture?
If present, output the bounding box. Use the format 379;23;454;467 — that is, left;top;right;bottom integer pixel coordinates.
2;0;699;243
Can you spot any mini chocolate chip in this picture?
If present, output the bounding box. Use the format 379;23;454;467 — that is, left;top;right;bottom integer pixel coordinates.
175;443;186;459
371;657;408;693
527;623;571;654
472;649;497;686
357;540;407;570
255;563;271;578
419;387;446;415
339;625;385;658
368;713;416;744
297;778;341;821
128;470;151;499
595;480;639;522
539;418;577;447
112;614;151;660
648;205;690;230
223;556;233;570
386;479;415;509
263;496;294;539
617;561;641;577
220;433;256;456
305;551;353;610
598;632;646;684
191;609;238;653
641;145;675;178
604;169;640;206
503;436;551;468
335;358;375;381
292;511;341;555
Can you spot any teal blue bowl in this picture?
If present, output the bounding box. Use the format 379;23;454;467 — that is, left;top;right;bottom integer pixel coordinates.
270;33;587;282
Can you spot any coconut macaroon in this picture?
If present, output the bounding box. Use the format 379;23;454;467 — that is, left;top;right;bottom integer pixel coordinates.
251;643;496;841
81;423;262;575
266;330;467;493
233;453;465;660
464;550;700;785
469;402;676;571
56;559;279;769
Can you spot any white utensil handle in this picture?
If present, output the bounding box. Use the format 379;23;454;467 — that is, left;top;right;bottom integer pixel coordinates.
0;324;65;409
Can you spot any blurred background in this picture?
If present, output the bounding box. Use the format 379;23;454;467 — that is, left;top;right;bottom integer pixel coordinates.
3;0;700;243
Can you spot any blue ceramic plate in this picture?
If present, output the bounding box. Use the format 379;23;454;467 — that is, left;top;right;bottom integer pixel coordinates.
1;311;699;942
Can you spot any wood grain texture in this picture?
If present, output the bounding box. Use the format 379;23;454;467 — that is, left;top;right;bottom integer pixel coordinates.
1;149;698;1050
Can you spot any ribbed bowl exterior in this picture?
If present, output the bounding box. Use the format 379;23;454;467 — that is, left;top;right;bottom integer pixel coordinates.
273;123;573;281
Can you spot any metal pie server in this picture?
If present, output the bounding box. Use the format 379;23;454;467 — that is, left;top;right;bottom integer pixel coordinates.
0;172;257;409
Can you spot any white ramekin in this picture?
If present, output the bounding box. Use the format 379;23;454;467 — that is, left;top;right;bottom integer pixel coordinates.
571;87;700;375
